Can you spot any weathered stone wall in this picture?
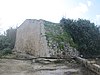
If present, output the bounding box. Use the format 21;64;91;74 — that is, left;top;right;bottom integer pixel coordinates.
14;19;50;57
44;21;79;58
14;19;79;58
76;57;100;75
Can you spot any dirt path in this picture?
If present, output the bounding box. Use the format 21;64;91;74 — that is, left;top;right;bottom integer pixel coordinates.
0;59;82;75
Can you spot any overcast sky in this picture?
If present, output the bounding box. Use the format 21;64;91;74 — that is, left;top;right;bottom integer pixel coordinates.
0;0;100;33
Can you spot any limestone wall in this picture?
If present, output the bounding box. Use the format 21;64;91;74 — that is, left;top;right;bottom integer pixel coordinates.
76;57;100;75
14;19;79;58
14;19;50;57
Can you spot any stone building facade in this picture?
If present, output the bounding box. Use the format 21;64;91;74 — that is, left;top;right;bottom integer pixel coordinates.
14;19;50;57
14;19;79;58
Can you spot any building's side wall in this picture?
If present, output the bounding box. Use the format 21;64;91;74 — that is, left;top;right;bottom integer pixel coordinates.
14;19;50;57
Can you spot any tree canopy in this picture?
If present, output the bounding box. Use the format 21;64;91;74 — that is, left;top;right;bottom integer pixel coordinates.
0;27;16;56
60;18;100;58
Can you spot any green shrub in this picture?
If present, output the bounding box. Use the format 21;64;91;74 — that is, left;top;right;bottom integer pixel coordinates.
60;18;100;57
2;48;12;55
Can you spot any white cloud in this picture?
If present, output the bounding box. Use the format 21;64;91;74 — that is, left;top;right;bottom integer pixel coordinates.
0;0;65;33
0;0;93;33
87;1;92;6
65;1;92;19
94;15;100;25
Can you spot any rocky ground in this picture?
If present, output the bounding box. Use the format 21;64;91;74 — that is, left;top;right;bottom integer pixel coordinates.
0;58;82;75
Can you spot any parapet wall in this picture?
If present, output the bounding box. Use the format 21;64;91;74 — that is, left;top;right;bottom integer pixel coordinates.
76;57;100;75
